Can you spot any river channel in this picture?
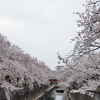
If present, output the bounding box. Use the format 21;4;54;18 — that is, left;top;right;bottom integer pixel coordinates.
55;94;63;100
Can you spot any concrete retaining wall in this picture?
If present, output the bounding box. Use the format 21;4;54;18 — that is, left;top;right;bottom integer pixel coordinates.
69;92;94;100
0;83;55;100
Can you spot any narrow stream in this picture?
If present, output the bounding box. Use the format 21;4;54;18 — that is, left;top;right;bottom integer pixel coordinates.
55;94;63;100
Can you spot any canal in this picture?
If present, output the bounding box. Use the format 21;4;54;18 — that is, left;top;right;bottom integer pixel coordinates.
55;94;63;100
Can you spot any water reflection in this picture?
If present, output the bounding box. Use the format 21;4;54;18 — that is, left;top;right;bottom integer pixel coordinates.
55;94;63;100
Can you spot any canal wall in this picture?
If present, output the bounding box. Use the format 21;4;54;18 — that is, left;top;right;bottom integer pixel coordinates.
69;92;94;100
0;82;55;100
0;88;7;100
65;86;100;100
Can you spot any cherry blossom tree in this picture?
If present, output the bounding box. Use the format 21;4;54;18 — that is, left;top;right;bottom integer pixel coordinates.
57;0;100;96
71;0;100;56
0;34;55;100
57;52;100;96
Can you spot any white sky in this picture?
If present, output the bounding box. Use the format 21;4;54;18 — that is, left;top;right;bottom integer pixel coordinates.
0;0;86;70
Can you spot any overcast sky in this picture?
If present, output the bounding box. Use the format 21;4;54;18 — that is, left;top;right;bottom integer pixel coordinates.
0;0;86;70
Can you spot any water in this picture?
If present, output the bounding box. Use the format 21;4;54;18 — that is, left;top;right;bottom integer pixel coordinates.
55;94;63;100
